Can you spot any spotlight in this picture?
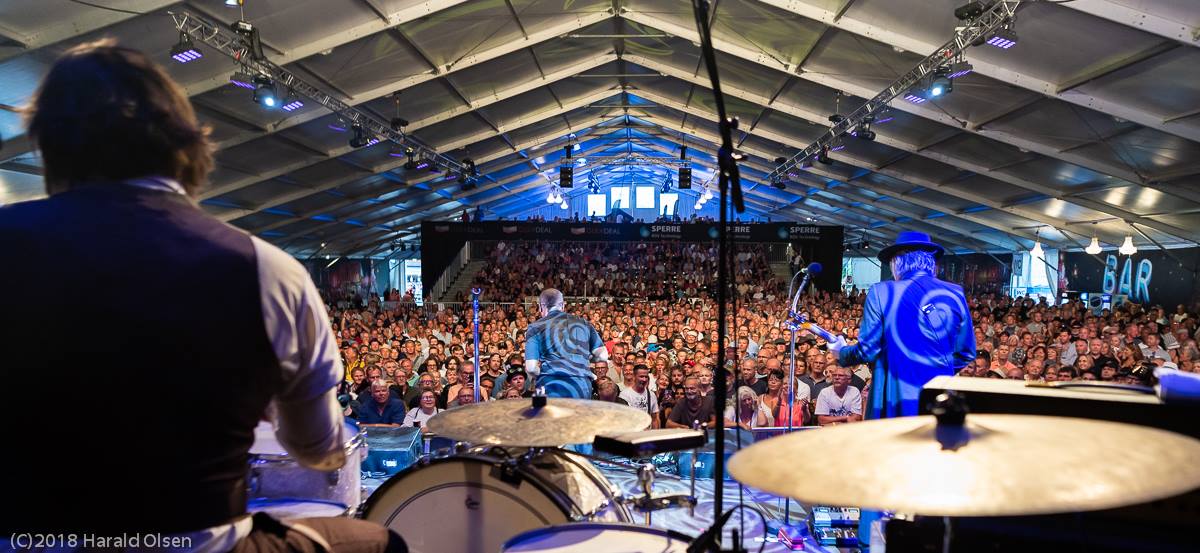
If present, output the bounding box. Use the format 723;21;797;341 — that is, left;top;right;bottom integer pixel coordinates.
946;60;973;79
903;93;927;104
463;158;477;177
403;147;419;170
772;178;786;190
252;75;278;108
954;1;987;20
225;0;241;6
170;32;202;63
328;117;348;132
390;117;409;132
928;75;952;97
349;124;372;148
444;168;458;181
229;71;256;90
279;91;304;112
853;116;876;141
817;146;832;165
987;26;1018;49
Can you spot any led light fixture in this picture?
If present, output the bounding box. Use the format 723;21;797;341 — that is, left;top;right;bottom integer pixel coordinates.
170;33;202;63
987;26;1018;49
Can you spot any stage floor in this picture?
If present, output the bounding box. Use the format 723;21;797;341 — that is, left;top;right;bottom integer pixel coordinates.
364;463;847;553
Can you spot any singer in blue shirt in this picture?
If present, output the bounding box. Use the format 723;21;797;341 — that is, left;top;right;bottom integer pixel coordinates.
829;231;976;419
828;231;975;550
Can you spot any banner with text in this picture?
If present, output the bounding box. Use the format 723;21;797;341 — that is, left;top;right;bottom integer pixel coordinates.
421;222;845;296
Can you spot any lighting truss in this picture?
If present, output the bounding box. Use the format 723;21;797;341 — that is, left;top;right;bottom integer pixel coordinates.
766;0;1023;181
168;11;465;174
571;154;692;169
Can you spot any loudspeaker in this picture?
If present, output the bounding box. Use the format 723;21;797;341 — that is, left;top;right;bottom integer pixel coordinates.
559;166;573;188
678;167;692;189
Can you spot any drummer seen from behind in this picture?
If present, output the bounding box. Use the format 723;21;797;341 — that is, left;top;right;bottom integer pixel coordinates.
525;288;609;398
0;40;404;552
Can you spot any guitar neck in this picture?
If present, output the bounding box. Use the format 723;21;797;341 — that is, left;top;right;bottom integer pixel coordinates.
800;321;837;343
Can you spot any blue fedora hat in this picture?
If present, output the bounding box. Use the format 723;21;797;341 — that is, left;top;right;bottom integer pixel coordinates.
878;230;944;262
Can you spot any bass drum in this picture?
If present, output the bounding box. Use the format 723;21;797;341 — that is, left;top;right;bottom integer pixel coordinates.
361;448;630;553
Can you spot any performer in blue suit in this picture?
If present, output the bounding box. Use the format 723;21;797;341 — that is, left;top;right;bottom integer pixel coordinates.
830;231;976;418
828;231;976;548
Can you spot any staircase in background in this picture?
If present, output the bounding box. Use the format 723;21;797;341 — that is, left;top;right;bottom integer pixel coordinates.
437;260;487;303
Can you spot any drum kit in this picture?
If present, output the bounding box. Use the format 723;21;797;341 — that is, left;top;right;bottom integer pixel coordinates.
245;393;1200;553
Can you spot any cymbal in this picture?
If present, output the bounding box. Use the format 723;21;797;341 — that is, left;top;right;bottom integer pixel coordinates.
427;398;652;447
728;414;1200;517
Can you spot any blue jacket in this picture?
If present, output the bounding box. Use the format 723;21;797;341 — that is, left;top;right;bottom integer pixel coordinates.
355;397;407;425
838;271;976;419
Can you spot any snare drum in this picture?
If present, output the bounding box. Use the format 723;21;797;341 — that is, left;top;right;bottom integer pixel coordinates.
248;421;366;514
503;522;693;552
361;447;631;553
247;498;352;520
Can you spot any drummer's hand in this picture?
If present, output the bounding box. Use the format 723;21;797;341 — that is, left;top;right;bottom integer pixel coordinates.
827;335;848;355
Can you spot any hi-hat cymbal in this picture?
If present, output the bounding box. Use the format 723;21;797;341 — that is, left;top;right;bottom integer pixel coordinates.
427;398;652;447
728;414;1200;517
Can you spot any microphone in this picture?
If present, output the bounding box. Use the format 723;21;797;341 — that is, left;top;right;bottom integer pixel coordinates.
788;262;822;315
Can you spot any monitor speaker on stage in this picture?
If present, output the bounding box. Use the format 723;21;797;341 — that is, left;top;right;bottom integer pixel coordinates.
678;167;691;189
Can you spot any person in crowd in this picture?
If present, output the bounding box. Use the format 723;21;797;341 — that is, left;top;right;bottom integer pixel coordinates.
619;364;660;428
815;367;864;426
0;40;403;551
525;288;608;398
738;358;768;395
357;380;408;425
666;377;716;429
725;386;772;430
595;378;627;405
448;385;476;408
403;391;441;429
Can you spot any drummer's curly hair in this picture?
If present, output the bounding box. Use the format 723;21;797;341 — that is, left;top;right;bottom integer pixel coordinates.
890;249;937;279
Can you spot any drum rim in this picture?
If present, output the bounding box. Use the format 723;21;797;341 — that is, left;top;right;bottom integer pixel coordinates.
502;521;695;550
360;451;580;520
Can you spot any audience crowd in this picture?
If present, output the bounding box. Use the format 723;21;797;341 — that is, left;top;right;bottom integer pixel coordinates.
332;241;1200;431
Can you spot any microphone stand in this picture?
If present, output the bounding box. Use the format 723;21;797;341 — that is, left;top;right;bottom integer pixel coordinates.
471;287;481;404
690;0;745;539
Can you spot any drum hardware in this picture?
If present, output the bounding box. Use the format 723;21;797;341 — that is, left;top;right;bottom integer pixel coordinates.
613;462;698;525
426;397;651;447
247;421;366;520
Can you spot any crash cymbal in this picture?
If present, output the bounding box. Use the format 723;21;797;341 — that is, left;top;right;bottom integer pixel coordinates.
427;398;652;447
728;414;1200;517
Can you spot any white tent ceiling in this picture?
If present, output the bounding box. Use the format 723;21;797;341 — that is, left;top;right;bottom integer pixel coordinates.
0;0;1197;258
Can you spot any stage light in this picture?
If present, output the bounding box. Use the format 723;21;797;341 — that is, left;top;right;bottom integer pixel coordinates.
390;117;409;132
403;147;419;170
954;1;987;20
853;117;876;141
904;93;927;104
1085;236;1102;255
252;75;277;108
170;32;202;63
1119;235;1137;255
987;26;1018;49
279;91;304;112
946;60;973;79
225;0;241;6
349;124;372;148
328;118;348;132
464;158;477;177
928;76;952;97
229;71;256;89
817;147;832;165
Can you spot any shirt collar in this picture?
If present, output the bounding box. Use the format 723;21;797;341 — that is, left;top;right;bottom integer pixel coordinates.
125;176;186;195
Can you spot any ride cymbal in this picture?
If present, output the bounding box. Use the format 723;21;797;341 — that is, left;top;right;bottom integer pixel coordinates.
728;414;1200;517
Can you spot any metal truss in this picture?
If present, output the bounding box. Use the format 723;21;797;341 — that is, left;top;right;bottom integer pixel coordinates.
569;154;690;169
169;10;466;174
766;0;1022;181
